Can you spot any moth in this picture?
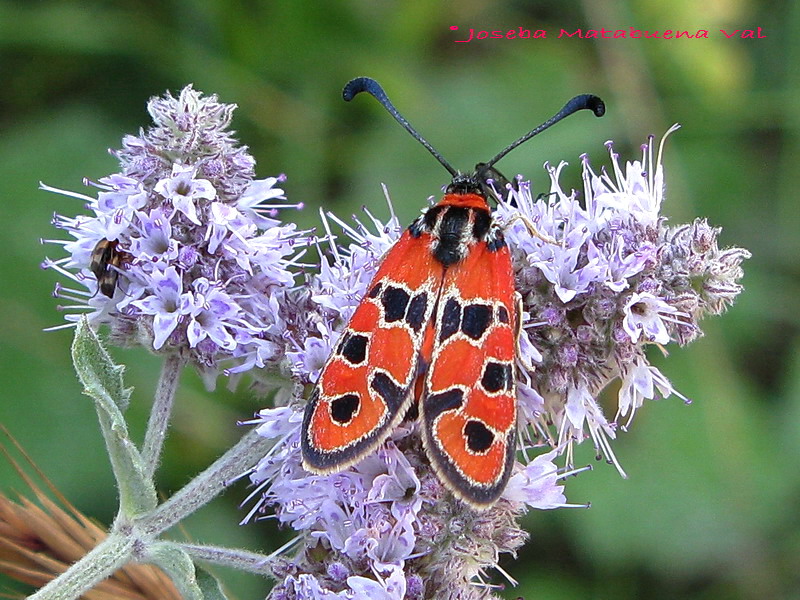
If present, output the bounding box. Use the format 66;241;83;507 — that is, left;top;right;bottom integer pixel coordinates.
302;77;604;507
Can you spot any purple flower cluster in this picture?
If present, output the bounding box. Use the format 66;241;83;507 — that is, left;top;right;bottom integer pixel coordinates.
42;86;306;379
246;406;576;600
496;126;750;466
247;127;749;599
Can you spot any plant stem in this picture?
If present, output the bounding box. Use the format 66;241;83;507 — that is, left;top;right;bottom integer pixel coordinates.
141;353;184;479
140;428;273;536
178;542;276;576
26;427;273;600
27;533;134;600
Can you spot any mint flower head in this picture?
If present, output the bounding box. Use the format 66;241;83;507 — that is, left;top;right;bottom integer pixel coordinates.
41;85;306;379
496;125;750;462
247;407;578;600
246;127;749;599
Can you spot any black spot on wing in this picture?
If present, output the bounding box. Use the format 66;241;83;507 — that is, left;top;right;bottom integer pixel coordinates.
461;304;493;340
464;420;495;453
382;286;410;322
371;372;406;412
481;362;513;393
422;388;464;420
368;282;383;298
439;297;461;342
330;394;360;424
340;333;368;364
406;292;428;332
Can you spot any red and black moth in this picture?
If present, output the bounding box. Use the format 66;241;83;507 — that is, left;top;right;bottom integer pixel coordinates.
302;77;605;508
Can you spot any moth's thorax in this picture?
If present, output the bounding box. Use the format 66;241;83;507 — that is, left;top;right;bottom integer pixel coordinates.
409;192;505;267
438;192;490;211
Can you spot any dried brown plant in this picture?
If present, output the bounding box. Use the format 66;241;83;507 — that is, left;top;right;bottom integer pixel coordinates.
0;426;180;600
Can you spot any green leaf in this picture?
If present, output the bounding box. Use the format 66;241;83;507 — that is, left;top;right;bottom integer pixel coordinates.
71;317;132;413
195;565;229;600
71;317;157;515
147;542;230;600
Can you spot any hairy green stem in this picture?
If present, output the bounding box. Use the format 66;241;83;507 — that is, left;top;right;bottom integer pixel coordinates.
141;427;273;536
28;428;274;600
178;542;276;576
141;353;184;479
27;533;135;600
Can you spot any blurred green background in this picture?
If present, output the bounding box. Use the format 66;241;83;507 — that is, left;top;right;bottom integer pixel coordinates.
0;0;797;599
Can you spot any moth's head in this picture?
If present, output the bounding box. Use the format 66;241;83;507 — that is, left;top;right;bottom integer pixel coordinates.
443;164;513;203
445;172;481;196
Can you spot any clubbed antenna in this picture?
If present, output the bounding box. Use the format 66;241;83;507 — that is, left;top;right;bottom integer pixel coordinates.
484;94;605;168
343;77;458;177
343;77;606;179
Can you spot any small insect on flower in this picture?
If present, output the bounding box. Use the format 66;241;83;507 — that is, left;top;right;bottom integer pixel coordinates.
89;238;128;298
302;77;605;508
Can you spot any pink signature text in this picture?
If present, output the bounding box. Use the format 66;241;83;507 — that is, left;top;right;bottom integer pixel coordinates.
450;26;767;42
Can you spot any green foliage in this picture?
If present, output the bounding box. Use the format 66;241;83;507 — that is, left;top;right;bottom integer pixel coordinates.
0;0;795;599
72;318;132;414
147;542;229;600
72;317;157;516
